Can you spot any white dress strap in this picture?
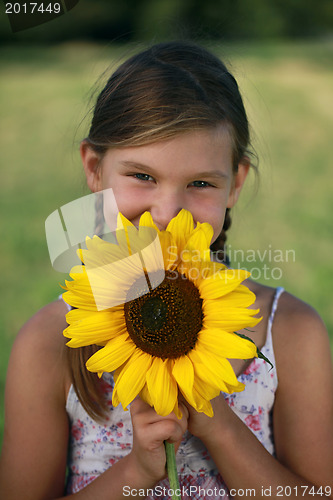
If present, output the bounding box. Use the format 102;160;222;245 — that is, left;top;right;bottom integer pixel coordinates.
60;293;71;312
263;286;284;381
267;286;284;338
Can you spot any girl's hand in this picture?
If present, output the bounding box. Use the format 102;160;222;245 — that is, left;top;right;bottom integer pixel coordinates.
127;398;188;486
183;393;231;446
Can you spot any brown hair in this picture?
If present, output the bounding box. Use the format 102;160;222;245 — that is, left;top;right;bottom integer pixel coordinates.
70;40;255;419
87;41;251;164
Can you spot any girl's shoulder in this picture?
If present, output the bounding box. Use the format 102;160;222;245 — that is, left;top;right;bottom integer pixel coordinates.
272;289;330;372
250;280;328;339
15;298;69;354
249;281;331;376
10;299;71;399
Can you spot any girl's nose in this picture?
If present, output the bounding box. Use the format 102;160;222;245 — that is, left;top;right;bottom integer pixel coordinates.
150;192;184;230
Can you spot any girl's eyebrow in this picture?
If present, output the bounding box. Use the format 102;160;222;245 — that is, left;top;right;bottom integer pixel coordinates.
119;161;156;174
191;170;229;180
119;160;229;179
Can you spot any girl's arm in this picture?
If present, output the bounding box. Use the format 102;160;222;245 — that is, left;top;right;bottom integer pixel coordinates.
0;301;187;500
186;292;333;500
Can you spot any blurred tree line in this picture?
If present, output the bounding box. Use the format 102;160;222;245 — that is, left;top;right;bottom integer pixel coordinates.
1;0;333;42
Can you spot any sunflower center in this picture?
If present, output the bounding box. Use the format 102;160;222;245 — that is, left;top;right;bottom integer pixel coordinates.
124;271;203;359
140;297;168;331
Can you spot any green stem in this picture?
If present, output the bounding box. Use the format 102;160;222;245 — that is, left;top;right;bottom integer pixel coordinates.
164;441;180;499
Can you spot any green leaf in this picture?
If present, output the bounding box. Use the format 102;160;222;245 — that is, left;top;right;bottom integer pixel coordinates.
235;332;274;371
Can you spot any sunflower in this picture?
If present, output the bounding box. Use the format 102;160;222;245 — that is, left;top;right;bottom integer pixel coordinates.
63;209;260;418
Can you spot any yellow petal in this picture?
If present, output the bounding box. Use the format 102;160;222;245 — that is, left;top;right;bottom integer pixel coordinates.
139;382;153;407
63;289;97;311
188;349;227;393
113;350;152;409
65;307;95;324
84;235;125;263
140;233;166;278
64;253;143;311
172;401;183;419
146;358;177;416
64;309;127;347
126;226;158;258
116;213;136;254
173;357;215;416
86;334;135;374
166;209;194;254
68;264;86;277
65;304;122;324
139;211;160;232
219;286;257;308
198;328;257;360
180;259;227;286
192;389;215;416
189;347;244;393
158;231;178;270
172;356;197;409
198;270;252;300
184;222;214;260
203;301;261;331
192;371;220;402
117;212;135;231
84;253;147;310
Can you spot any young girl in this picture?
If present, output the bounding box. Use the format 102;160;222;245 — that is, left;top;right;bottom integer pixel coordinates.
0;41;332;500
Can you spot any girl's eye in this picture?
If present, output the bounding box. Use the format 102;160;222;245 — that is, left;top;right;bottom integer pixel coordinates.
134;173;154;182
190;180;213;188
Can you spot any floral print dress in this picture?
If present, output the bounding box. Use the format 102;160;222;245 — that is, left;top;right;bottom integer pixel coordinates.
65;287;284;498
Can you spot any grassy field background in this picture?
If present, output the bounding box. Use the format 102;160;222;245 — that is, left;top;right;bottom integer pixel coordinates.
1;40;333;447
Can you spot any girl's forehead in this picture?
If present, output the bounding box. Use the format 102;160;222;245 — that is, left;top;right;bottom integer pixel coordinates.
104;127;233;164
100;128;234;183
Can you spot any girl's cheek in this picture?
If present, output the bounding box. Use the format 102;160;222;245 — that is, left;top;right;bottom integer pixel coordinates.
114;190;148;221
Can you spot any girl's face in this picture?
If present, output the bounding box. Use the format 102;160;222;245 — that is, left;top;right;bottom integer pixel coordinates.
81;127;249;243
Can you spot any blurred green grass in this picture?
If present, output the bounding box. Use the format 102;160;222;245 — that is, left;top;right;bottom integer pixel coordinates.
1;40;333;448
